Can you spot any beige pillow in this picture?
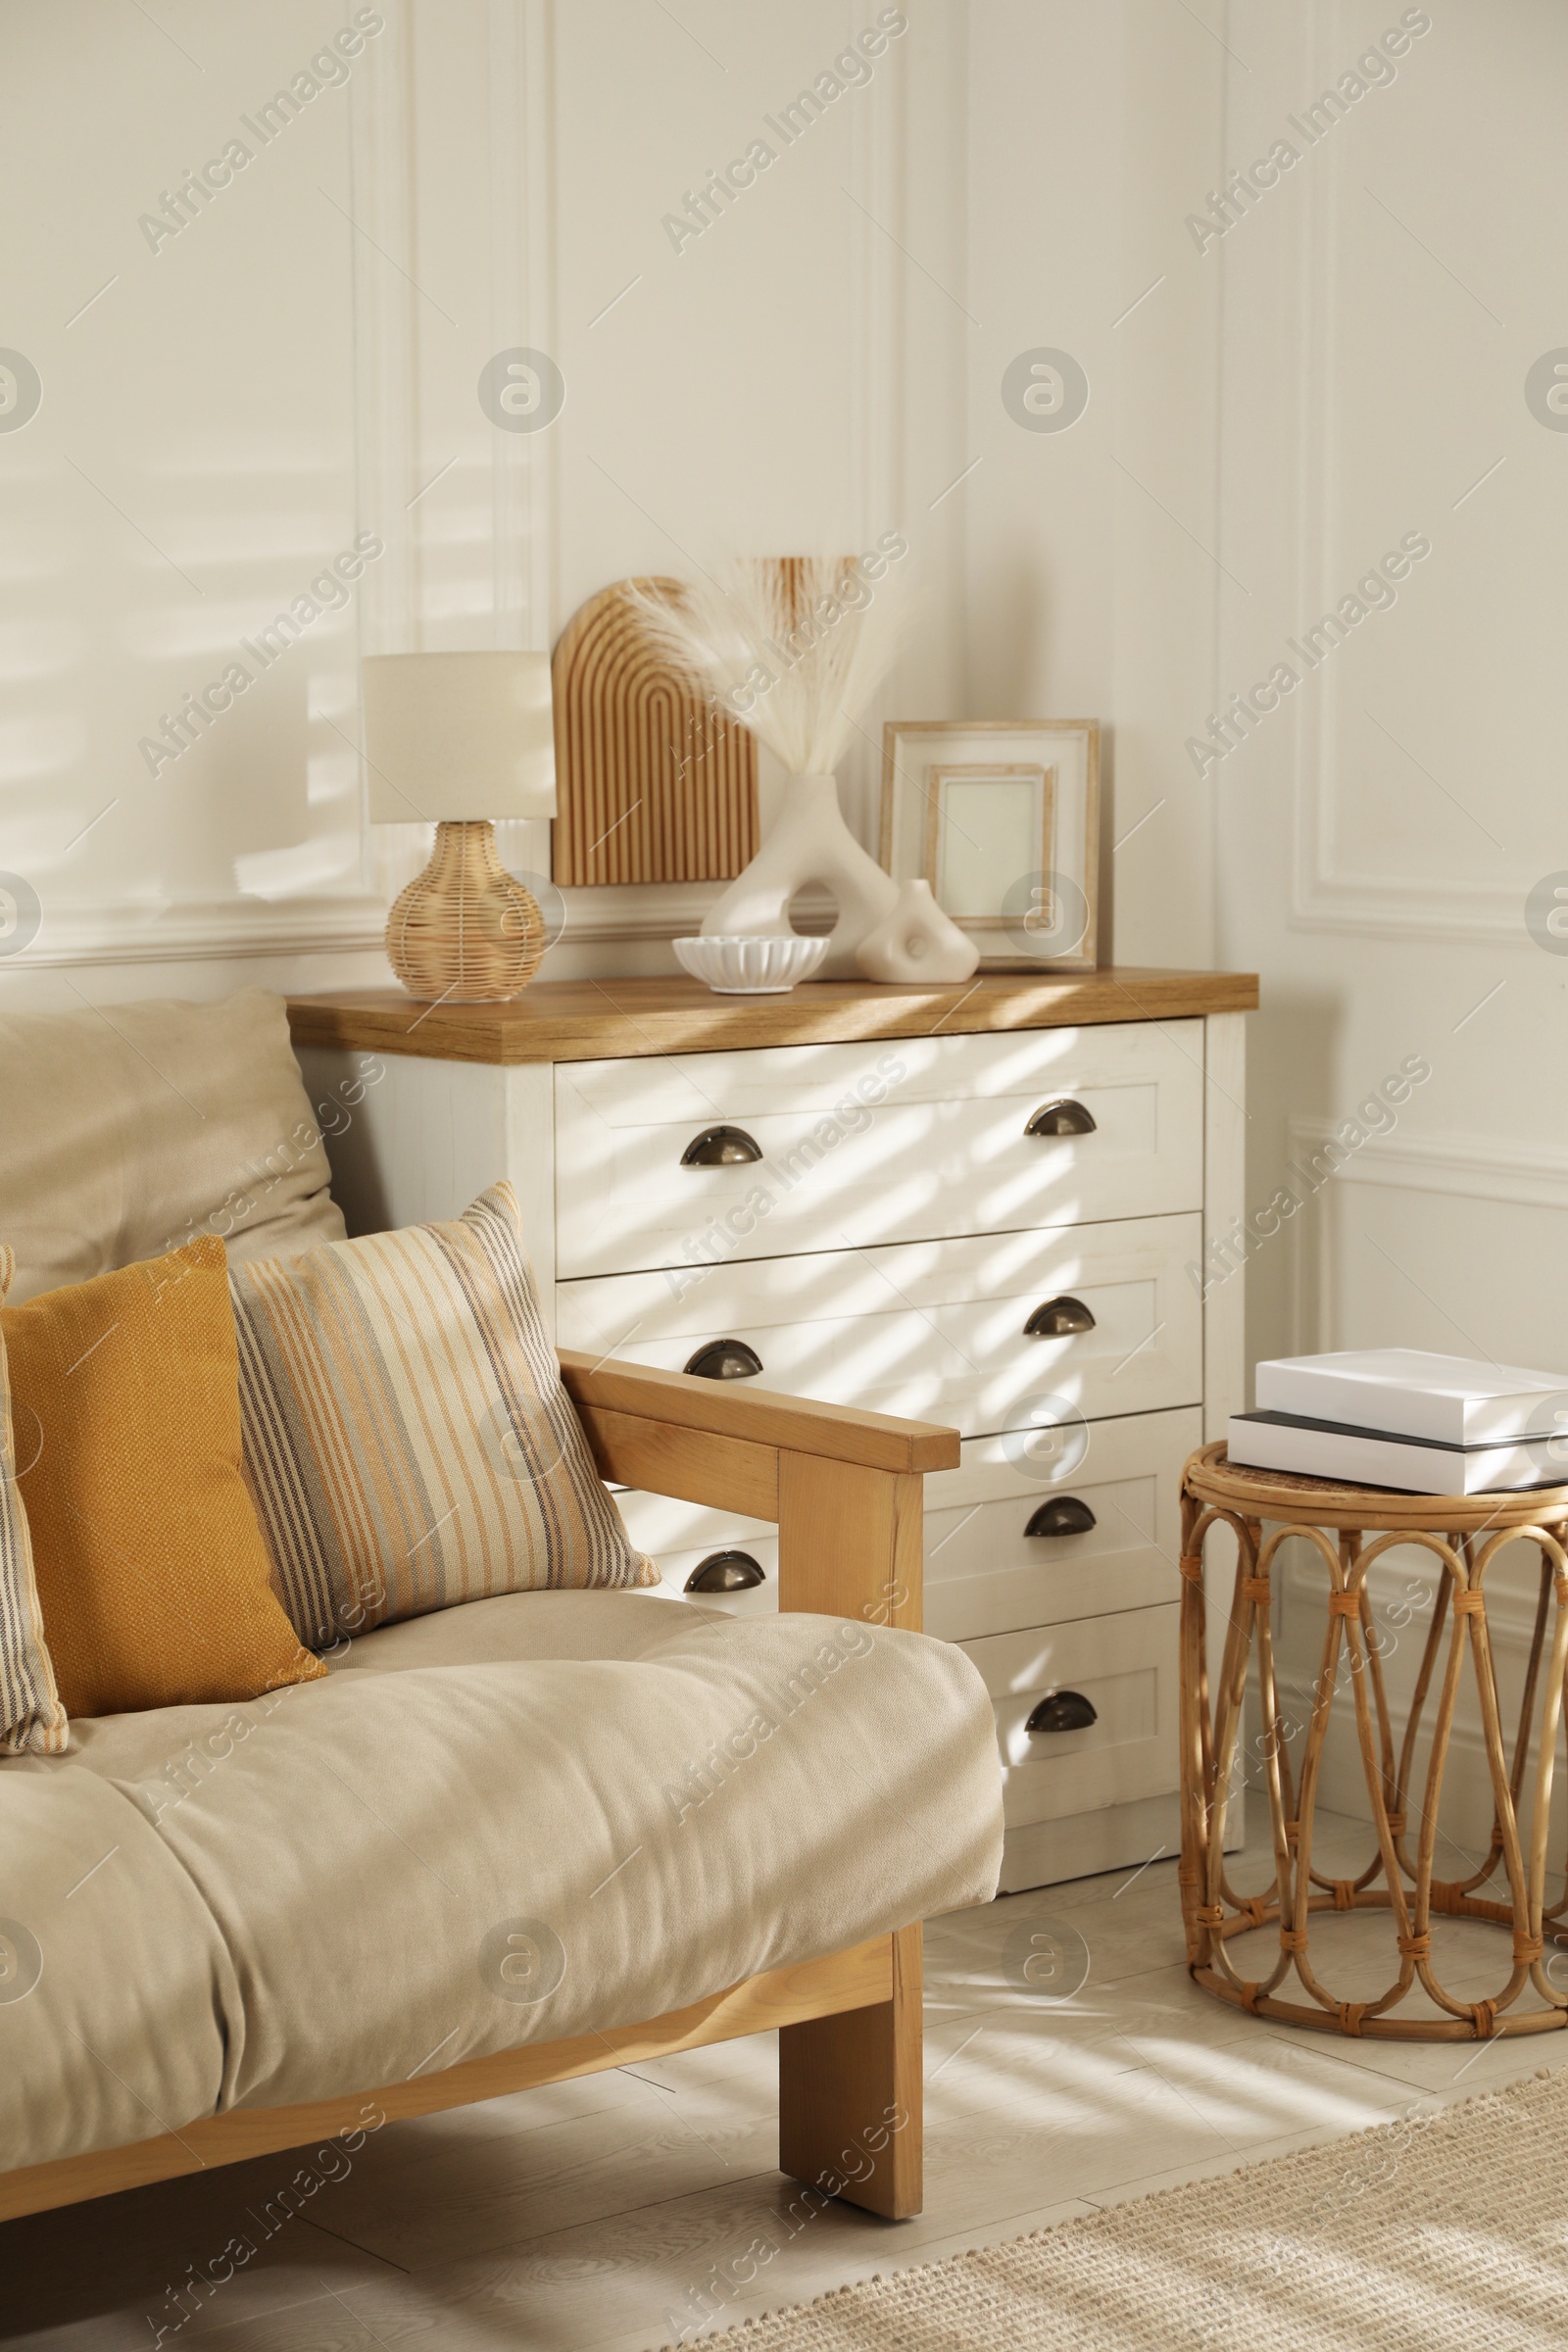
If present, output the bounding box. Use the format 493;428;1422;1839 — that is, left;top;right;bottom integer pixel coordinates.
0;988;344;1303
230;1183;656;1646
0;1246;67;1752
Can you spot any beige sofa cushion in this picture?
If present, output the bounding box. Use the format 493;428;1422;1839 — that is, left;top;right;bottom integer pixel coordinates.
0;989;344;1303
325;1586;690;1671
0;1594;1004;2166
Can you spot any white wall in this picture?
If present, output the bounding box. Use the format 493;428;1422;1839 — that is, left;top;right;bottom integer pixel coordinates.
0;0;1221;1009
1212;0;1568;1842
1215;0;1568;1377
2;0;381;1002
965;2;1224;973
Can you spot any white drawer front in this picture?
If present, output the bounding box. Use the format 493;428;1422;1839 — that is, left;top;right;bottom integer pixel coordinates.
961;1605;1180;1829
554;1022;1203;1277
614;1406;1197;1639
925;1406;1200;1643
614;1493;779;1620
558;1216;1202;1438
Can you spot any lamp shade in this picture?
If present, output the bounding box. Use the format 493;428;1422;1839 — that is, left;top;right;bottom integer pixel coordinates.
362;651;557;824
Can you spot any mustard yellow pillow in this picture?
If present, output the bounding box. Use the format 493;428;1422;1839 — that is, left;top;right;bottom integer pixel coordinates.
2;1237;326;1717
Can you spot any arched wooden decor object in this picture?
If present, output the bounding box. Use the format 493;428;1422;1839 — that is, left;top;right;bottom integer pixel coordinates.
551;578;759;888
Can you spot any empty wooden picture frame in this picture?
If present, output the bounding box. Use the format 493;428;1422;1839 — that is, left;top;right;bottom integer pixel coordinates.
880;721;1101;969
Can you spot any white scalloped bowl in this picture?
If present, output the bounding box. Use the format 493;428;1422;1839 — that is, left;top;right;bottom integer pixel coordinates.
672;934;829;995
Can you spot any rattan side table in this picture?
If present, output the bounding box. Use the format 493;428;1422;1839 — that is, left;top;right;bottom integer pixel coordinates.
1179;1442;1568;2041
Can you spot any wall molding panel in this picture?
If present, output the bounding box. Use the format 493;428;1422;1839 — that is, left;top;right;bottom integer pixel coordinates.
1287;1116;1568;1215
349;5;421;655
19;900;385;971
487;0;558;652
1277;5;1534;949
820;24;911;846
1281;1112;1568;1356
846;30;906;552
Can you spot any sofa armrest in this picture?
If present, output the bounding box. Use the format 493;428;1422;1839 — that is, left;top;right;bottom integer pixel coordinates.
559;1351;959;1633
558;1352;957;1474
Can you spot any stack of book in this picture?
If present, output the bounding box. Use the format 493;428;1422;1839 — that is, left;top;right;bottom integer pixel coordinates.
1227;1349;1568;1494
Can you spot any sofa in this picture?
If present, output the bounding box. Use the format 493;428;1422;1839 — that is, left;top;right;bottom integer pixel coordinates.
0;990;1004;2227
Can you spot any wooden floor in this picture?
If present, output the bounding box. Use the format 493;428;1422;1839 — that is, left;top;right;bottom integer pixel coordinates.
6;1810;1562;2352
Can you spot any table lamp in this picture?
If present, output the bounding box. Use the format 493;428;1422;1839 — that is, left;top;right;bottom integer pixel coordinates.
363;650;558;1002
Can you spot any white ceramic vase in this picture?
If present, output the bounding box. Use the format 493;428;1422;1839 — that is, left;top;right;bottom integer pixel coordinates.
855;878;980;985
700;773;899;980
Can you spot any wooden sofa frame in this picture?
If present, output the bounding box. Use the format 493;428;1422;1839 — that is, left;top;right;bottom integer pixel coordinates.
0;1351;958;2227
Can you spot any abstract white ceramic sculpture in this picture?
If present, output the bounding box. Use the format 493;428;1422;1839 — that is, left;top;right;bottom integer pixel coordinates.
855;878;980;985
629;555;908;979
702;774;898;976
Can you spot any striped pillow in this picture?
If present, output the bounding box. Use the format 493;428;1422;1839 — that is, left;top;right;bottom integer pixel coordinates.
230;1183;655;1645
0;1247;67;1754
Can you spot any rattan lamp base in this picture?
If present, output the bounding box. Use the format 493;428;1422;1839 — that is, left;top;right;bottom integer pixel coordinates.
385;820;547;1003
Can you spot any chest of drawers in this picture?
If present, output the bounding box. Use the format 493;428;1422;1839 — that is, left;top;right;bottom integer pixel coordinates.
290;968;1255;1891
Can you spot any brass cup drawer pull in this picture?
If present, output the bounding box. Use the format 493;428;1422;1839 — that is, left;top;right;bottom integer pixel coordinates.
1024;1099;1096;1138
685;1549;766;1594
1026;1690;1098;1736
681;1124;762;1167
683;1337;763;1381
1023;1295;1096;1339
1025;1496;1097;1540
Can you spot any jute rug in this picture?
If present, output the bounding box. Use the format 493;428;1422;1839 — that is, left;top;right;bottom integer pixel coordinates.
676;2066;1568;2350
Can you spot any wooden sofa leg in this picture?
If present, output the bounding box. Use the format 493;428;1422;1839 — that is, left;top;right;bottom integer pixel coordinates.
778;1923;922;2219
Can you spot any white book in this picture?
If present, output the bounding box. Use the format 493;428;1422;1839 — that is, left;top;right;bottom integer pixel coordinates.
1228;1410;1567;1497
1253;1349;1568;1447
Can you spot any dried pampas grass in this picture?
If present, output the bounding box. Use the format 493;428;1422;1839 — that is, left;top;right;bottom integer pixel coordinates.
625;552;908;778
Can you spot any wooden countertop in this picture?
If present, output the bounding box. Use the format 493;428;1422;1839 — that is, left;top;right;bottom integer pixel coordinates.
286;967;1258;1065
